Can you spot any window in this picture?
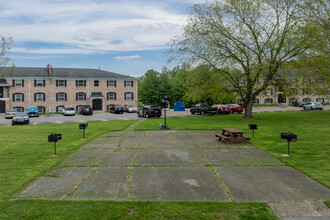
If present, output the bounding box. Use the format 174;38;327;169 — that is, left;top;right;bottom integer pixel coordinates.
107;80;116;87
94;80;99;86
13;93;24;102
107;92;116;100
303;98;311;103
35;79;45;87
13;79;24;87
316;98;324;103
13;106;24;112
56;80;67;87
289;98;297;103
253;98;259;104
76;80;86;87
265;98;273;104
56;93;67;101
125;92;133;100
265;89;272;95
76;92;86;101
35;93;45;102
56;106;64;112
124;80;133;87
37;106;45;113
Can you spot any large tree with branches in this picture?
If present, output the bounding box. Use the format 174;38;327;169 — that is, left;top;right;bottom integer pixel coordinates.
169;0;320;119
0;36;14;78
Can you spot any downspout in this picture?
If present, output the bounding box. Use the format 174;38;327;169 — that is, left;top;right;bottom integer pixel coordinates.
28;79;31;106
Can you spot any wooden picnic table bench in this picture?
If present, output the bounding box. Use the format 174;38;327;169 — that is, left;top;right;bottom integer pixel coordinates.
215;128;251;144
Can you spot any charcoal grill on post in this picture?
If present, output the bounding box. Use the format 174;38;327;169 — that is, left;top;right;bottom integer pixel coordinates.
48;134;62;155
79;123;88;139
248;124;258;138
281;133;297;156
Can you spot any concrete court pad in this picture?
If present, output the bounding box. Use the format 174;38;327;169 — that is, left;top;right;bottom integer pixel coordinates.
202;148;284;165
100;132;126;137
133;149;207;165
17;167;93;200
99;149;137;165
145;130;188;136
66;167;130;201
119;137;144;148
63;148;116;166
88;137;121;147
214;166;330;202
131;166;230;201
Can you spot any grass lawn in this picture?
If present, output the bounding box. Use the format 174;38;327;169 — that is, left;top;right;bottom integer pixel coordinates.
136;111;330;188
0;119;276;219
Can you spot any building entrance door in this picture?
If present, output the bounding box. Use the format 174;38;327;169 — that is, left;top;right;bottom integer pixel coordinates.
92;99;102;110
278;93;286;103
0;101;5;113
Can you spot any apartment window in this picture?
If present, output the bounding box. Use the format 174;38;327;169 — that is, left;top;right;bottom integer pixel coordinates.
56;93;67;101
35;79;45;87
94;80;99;87
265;89;272;95
35;93;45;102
303;98;311;103
107;80;116;87
56;80;67;87
13;79;24;87
76;80;86;87
254;98;259;104
124;92;133;100
107;92;116;100
13;106;24;112
265;98;273;104
37;106;45;113
124;80;133;87
13;93;24;102
76;92;86;101
316;98;324;103
56;106;64;112
289;98;297;103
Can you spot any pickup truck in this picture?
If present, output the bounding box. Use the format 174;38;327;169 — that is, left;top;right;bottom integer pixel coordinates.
190;103;217;115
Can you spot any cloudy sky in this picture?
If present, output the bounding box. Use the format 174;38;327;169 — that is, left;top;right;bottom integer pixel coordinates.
1;0;200;77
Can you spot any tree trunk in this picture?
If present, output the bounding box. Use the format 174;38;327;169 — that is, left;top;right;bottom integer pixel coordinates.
243;99;254;119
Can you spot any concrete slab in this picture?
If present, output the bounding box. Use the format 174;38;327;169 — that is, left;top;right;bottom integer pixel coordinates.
17;167;92;200
140;136;183;148
100;132;126;137
185;130;217;136
66;167;130;201
99;149;137;165
202;148;284;165
119;137;143;148
133;149;207;165
62;148;115;166
131;166;230;201
145;130;188;136
214;166;330;202
88;137;121;148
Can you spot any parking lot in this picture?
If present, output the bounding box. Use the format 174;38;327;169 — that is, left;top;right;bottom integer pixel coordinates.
0;105;329;126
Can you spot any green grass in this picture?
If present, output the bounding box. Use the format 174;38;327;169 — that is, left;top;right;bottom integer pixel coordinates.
0;120;135;201
136;111;330;188
0;200;276;220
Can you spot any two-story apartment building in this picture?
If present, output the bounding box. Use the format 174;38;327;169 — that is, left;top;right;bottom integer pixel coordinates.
0;65;138;113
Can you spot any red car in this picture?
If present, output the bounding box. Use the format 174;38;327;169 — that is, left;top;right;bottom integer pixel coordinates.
212;105;230;114
226;104;243;114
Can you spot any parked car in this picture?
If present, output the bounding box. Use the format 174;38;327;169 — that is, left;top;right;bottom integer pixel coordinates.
212;104;231;114
12;112;29;125
62;106;75;116
226;104;243;114
79;105;93;115
292;100;305;107
190;103;217;115
123;104;137;113
5;109;17;119
108;104;124;114
26;106;39;117
137;105;162;118
303;102;323;110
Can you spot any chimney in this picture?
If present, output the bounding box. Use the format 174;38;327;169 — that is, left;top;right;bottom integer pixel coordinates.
47;64;52;78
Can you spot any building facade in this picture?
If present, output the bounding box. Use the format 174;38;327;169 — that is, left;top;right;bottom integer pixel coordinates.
0;65;138;113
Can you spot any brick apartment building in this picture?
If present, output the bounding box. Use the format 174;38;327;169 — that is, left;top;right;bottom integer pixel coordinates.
0;65;138;113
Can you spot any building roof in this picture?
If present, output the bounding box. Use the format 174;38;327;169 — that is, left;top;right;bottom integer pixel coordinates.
4;67;136;80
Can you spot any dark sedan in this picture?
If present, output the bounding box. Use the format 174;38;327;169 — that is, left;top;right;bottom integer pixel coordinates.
108;104;124;114
12;112;29;125
79;105;93;115
137;105;162;118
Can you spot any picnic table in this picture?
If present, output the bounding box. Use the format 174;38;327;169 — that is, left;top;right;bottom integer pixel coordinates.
215;128;251;144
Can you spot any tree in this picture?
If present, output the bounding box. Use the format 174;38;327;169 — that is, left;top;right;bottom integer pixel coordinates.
169;0;319;119
0;36;15;78
180;65;236;105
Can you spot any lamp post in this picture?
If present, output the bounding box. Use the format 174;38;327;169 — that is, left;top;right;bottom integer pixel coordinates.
159;93;172;129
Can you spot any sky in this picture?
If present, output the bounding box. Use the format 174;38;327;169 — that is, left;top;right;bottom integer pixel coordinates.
1;0;201;77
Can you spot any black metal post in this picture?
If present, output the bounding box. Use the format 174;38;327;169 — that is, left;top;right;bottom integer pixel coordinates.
288;141;290;155
83;129;85;139
54;142;56;155
164;107;167;127
252;130;255;138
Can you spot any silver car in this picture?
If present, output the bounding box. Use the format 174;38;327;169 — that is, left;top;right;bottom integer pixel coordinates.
12;112;30;125
123;104;137;113
5;109;17;119
62;106;76;116
303;102;323;110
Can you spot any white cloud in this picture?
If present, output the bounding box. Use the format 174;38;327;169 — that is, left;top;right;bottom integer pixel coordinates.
113;55;141;61
0;0;191;54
